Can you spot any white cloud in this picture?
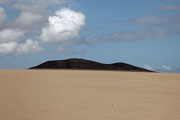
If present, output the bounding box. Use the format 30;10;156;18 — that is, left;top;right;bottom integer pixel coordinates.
0;1;86;56
0;29;25;43
40;8;85;43
0;7;7;28
162;65;172;71
143;65;154;71
15;12;43;29
16;39;43;55
0;0;86;58
0;42;18;54
0;39;43;55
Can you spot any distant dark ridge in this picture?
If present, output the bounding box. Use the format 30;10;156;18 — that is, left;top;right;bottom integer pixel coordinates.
29;58;154;72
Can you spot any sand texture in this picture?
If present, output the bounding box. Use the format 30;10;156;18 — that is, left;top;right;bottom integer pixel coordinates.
0;70;180;120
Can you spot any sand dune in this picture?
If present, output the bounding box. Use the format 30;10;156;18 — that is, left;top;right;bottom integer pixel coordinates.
0;70;180;120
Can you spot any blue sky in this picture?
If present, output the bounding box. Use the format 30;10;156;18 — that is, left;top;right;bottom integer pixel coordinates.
0;0;180;73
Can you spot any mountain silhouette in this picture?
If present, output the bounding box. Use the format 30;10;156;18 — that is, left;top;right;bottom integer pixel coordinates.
29;58;154;72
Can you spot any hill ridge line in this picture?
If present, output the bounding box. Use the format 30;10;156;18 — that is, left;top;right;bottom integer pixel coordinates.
29;58;154;72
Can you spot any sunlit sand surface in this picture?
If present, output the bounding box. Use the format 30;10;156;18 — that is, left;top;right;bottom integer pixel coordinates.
0;70;180;120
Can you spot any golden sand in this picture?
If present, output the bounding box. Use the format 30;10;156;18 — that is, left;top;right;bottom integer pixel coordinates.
0;70;180;120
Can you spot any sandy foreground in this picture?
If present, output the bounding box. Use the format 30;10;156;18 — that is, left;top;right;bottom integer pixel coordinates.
0;70;180;120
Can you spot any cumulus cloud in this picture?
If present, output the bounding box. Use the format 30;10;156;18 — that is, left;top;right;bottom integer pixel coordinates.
0;0;65;31
16;39;43;55
0;29;25;43
0;7;86;56
143;65;154;71
0;0;84;56
15;12;43;29
0;10;44;56
40;8;85;43
0;42;18;54
0;7;7;28
0;0;86;57
0;39;43;55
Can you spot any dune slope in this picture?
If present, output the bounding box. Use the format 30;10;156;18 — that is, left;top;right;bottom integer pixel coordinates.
0;70;180;120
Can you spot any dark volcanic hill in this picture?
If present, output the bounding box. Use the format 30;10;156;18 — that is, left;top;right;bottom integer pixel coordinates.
29;58;153;72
